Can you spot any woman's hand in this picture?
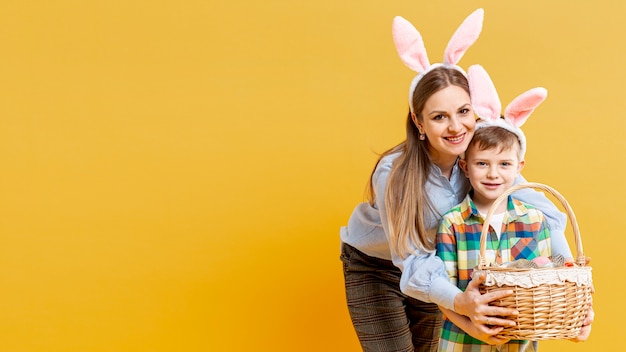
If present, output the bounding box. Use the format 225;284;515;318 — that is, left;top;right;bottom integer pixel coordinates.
570;305;593;342
570;257;594;342
453;273;518;333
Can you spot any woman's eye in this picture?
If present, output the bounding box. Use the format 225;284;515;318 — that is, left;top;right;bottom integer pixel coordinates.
433;114;445;120
459;108;470;114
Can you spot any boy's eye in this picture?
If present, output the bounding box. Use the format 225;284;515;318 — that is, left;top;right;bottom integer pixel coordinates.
476;162;487;166
501;162;512;167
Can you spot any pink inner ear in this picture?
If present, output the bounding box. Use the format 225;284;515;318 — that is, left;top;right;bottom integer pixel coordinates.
468;64;501;121
392;16;430;72
444;8;484;65
504;87;548;127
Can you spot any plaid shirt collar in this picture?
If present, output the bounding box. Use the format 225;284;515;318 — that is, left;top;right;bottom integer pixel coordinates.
460;191;531;223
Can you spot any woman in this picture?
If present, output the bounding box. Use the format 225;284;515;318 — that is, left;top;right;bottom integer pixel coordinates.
339;10;586;352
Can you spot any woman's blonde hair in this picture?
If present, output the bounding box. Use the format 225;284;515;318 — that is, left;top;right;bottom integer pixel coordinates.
368;67;470;257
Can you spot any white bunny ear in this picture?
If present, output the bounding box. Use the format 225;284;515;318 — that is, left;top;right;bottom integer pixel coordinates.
504;87;547;127
468;64;501;121
392;16;431;72
444;8;484;65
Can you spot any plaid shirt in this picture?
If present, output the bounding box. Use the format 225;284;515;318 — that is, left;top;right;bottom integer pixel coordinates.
435;194;551;352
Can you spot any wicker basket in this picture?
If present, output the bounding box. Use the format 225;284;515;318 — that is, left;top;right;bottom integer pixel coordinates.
472;182;593;340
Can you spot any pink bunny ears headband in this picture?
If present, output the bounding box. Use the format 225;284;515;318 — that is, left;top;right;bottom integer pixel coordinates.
392;8;484;114
468;64;548;159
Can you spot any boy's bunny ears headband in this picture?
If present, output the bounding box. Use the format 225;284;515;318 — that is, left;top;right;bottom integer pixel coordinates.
392;8;484;114
468;64;548;159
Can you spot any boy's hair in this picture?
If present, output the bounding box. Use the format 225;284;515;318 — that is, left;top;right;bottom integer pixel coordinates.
465;125;522;158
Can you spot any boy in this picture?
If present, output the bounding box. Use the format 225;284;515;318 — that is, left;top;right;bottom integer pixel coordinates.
435;124;549;351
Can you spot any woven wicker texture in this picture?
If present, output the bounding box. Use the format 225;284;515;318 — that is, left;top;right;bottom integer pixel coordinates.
473;182;593;340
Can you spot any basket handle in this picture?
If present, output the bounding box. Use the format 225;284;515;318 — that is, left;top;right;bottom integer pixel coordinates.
477;182;585;268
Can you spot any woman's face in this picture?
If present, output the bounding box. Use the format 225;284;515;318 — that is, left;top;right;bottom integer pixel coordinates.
416;85;476;164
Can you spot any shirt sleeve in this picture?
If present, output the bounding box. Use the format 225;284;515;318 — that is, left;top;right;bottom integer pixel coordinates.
537;215;552;257
436;217;459;286
372;156;462;311
512;175;573;259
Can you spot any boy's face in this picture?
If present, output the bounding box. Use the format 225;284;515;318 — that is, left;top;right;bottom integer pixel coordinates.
460;144;525;208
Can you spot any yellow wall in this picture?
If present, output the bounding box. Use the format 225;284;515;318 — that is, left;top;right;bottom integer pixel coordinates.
0;0;622;351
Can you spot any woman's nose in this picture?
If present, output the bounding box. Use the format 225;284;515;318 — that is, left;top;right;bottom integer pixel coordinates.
448;117;461;132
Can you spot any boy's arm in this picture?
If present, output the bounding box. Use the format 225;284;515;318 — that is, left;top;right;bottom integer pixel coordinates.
438;306;510;345
435;219;459;286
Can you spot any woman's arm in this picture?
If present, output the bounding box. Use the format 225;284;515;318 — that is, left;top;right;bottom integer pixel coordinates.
373;157;519;318
372;156;461;307
372;155;518;328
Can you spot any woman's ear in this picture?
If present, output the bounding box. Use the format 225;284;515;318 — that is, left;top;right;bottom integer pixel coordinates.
411;112;422;131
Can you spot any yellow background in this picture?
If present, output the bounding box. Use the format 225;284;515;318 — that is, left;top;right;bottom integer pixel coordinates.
0;0;622;351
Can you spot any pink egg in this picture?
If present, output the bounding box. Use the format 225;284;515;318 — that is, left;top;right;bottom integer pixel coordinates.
531;256;551;267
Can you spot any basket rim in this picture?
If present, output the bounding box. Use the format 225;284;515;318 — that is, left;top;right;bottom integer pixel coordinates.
478;182;586;268
475;264;591;273
473;265;592;288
